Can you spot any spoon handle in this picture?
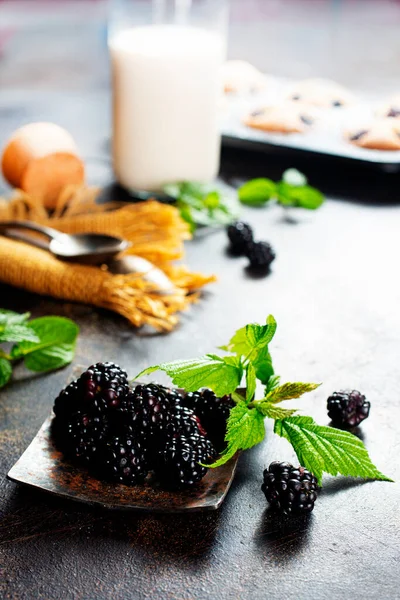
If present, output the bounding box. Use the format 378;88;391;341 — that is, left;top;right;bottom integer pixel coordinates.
0;220;67;243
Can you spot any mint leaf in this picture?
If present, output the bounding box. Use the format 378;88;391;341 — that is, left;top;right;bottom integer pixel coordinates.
246;362;256;402
165;181;238;232
208;402;265;467
0;324;40;343
274;416;392;484
11;316;79;372
277;182;324;210
0;357;12;388
282;168;307;187
0;310;30;327
266;382;320;403
257;403;297;419
135;354;243;397
0;310;38;343
238;178;276;206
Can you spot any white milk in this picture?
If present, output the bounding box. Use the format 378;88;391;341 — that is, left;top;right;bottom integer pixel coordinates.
109;25;225;192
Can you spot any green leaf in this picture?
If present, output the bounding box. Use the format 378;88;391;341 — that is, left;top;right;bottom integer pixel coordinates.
246;362;257;402
266;382;320;404
252;345;274;385
204;191;221;209
238;178;276;206
277;182;324;210
11;316;79;372
0;324;40;343
0;309;30;327
135;354;243;397
282;168;307;187
208;402;265;467
246;315;277;351
165;181;239;232
274;416;392;484
257;403;297;419
0;357;12;388
223;315;277;356
265;374;281;394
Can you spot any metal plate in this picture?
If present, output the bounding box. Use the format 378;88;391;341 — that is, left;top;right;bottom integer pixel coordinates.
220;81;400;171
7;416;238;512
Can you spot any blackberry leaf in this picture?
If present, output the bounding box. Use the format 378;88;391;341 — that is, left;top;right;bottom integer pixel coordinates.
257;403;297;419
208;402;265;468
221;315;277;356
246;363;256;402
266;382;320;404
274;416;392;484
136;354;243;397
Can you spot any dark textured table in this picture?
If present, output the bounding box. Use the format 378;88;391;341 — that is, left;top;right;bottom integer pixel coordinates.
1;2;400;599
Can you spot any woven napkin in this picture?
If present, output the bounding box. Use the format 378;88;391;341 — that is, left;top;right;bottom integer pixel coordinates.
0;186;216;331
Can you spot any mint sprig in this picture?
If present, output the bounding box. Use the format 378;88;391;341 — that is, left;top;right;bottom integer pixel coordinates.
238;169;324;210
164;182;239;233
0;310;79;388
135;316;391;485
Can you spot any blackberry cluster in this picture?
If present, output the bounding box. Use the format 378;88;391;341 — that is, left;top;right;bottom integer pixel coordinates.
262;461;319;514
52;364;219;488
226;221;276;271
327;389;370;428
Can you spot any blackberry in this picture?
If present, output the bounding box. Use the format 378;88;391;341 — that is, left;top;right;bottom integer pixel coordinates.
165;405;207;441
262;461;318;514
227;221;254;255
182;389;234;451
53;362;129;419
128;383;173;438
100;435;148;485
245;241;275;270
53;378;80;421
156;433;216;488
62;411;109;464
77;362;129;411
327;390;370;428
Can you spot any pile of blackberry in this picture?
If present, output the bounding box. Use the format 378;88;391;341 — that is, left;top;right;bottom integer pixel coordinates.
227;221;276;271
52;363;232;488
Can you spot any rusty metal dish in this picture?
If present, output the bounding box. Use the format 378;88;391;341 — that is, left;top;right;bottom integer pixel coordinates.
7;415;238;512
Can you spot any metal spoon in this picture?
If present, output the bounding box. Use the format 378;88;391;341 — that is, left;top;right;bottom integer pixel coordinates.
0;220;130;265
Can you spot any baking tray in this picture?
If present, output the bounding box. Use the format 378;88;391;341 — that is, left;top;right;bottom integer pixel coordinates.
220;80;400;172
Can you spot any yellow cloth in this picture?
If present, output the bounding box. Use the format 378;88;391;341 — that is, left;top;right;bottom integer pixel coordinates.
0;186;216;331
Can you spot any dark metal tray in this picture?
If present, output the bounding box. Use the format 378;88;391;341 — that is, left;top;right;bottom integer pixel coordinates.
7;415;238;512
220;86;400;172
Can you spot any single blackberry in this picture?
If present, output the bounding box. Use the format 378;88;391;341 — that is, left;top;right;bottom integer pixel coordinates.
227;221;254;255
128;383;173;438
77;362;129;410
262;461;318;514
182;389;234;451
245;241;275;270
165;405;207;441
62;411;109;464
327;390;370;428
156;433;216;488
53;378;80;421
99;435;148;485
53;362;129;419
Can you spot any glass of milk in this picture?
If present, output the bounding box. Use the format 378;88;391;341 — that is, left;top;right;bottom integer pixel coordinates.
108;0;228;195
